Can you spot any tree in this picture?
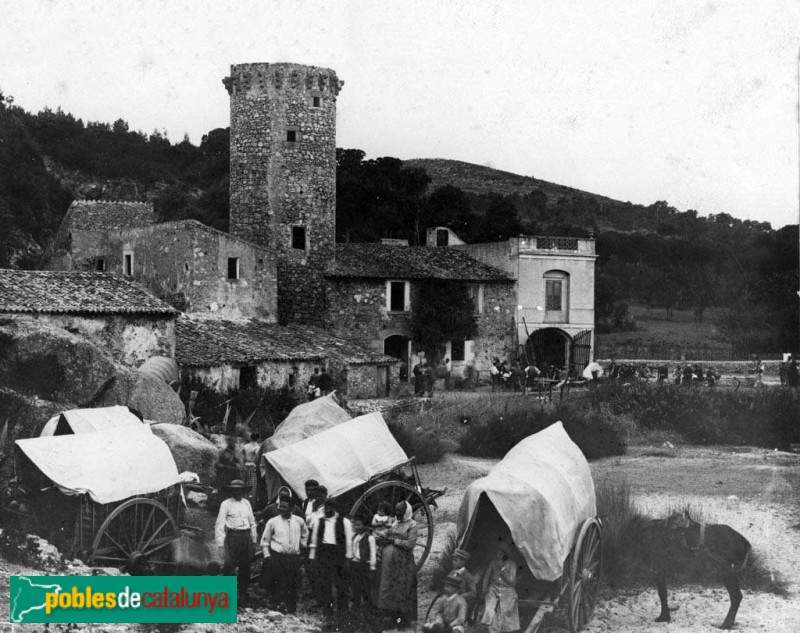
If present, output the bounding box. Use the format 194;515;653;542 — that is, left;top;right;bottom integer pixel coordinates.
475;195;522;242
410;281;478;360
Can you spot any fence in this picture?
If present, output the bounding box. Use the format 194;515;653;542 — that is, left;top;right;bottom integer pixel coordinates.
595;343;786;362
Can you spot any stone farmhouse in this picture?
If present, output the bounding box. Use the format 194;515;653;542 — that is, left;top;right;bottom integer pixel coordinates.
0;269;176;367
43;60;596;393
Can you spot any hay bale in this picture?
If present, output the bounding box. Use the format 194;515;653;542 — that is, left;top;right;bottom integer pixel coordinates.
150;423;218;485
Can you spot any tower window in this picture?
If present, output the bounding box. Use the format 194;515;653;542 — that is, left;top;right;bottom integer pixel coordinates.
123;251;134;276
312;96;321;107
95;257;106;272
227;257;240;280
285;126;300;145
292;226;307;250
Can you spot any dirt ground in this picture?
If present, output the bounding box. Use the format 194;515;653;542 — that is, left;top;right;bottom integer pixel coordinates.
416;445;800;633
1;442;798;632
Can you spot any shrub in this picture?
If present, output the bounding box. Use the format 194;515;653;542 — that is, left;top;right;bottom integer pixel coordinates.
388;420;446;464
430;528;458;591
594;475;642;586
457;397;629;460
582;382;800;449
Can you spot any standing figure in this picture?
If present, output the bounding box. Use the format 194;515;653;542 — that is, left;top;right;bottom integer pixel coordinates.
480;543;519;633
413;362;424;396
241;432;260;495
422;573;468;633
215;436;243;490
308;368;321;401
779;360;787;386
214;480;257;600
754;357;764;387
788;355;800;388
349;516;378;612
260;499;308;613
443;358;452;391
376;501;418;628
309;498;353;613
490;358;501;392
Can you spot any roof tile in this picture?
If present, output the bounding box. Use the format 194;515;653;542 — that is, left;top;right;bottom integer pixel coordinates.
0;270;177;315
327;244;512;281
176;317;397;367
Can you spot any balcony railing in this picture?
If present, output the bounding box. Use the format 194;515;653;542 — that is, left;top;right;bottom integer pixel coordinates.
518;235;595;255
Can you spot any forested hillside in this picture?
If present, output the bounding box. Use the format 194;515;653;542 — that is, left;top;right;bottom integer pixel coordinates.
0;94;797;352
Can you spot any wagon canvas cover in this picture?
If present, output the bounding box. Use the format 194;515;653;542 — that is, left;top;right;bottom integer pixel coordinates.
15;425;181;504
456;422;596;581
39;406;143;437
264;412;408;499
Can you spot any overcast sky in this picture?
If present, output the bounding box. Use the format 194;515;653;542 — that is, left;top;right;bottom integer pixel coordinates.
2;0;799;228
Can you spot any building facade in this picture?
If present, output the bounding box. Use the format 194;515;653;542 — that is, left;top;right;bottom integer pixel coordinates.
457;236;597;371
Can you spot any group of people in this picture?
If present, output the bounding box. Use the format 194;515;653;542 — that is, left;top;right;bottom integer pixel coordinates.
779;355;800;387
422;543;520;633
412;359;454;396
307;367;335;401
215;477;419;628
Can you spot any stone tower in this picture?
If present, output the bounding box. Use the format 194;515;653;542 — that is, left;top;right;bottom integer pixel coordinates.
223;62;343;270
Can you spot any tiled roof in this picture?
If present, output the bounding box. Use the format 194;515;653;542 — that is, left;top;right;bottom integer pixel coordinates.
327;244;513;282
176;317;397;367
68;200;155;230
0;270;177;315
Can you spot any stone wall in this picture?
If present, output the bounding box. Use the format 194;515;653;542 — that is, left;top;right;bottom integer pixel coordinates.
7;313;175;368
324;277;516;372
345;364;386;399
277;261;326;325
183;359;317;394
101;222;277;319
225;63;342;271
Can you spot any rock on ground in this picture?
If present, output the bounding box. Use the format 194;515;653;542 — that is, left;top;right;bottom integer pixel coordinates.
151;422;218;483
0;321;116;407
95;368;186;425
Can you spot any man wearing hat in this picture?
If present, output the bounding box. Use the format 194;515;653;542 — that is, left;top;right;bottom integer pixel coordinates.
261;486;304;522
260;497;309;613
302;479;320;524
423;573;468;633
214;479;257;600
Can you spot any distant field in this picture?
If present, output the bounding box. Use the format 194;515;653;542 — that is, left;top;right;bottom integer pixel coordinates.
595;304;737;359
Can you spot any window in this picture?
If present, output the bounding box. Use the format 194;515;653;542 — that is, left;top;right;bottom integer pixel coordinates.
227;257;240;280
387;281;410;312
123;252;133;276
544;270;569;322
466;284;483;315
312;96;321;107
545;280;562;311
436;229;449;246
292;226;306;250
95;257;106;272
285;126;299;145
451;340;466;362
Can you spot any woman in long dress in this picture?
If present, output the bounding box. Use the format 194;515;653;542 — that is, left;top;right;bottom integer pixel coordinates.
481;542;520;633
376;500;418;627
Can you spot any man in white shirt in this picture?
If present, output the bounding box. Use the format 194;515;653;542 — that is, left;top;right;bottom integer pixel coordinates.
260;499;309;613
309;498;353;613
214;479;257;600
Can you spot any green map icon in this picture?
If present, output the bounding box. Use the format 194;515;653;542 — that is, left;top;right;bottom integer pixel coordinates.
10;576;63;623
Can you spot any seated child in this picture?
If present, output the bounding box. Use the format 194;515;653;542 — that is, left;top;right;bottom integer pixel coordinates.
450;548;478;610
423;573;468;633
371;501;396;538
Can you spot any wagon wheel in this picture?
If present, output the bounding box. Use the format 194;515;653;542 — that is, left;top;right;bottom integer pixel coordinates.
90;498;180;575
351;481;434;572
567;517;602;633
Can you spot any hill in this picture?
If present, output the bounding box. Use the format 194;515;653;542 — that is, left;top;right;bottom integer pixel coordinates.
404;158;617;208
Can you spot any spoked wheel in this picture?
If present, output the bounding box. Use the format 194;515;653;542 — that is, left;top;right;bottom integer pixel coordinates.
567;517;602;632
351;481;434;572
90;498;180;575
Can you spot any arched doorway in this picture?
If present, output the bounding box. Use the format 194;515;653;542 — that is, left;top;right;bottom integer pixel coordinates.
527;328;571;374
383;334;410;381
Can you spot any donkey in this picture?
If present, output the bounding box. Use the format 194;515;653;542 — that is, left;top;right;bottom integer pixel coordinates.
637;510;751;629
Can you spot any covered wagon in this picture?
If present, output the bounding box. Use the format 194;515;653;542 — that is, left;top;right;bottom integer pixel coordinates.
454;422;601;633
11;424;186;574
